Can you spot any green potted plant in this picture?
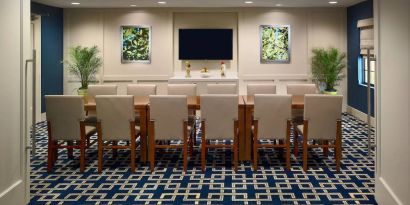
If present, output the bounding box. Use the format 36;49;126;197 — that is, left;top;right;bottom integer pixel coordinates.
311;47;346;95
64;45;102;96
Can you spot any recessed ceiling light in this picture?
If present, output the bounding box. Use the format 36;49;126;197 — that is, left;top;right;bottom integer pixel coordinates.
158;1;166;4
245;1;253;4
275;3;282;6
71;2;80;5
329;1;338;4
130;4;137;7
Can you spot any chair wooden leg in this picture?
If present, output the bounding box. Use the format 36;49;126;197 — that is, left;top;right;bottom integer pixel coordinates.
323;140;329;157
80;121;86;173
183;121;188;173
130;122;136;173
286;120;291;171
335;120;342;172
201;121;206;172
97;122;103;173
113;141;118;159
252;120;258;171
233;121;238;172
302;120;308;172
149;121;155;173
67;141;74;159
293;129;299;157
47;121;53;172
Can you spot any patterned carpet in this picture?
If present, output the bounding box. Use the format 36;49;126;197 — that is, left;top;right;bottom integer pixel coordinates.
29;113;376;205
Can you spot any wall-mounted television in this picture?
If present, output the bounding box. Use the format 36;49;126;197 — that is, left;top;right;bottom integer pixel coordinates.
179;29;233;60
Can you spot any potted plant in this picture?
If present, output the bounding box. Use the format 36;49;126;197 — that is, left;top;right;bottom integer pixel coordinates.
311;47;346;95
64;45;102;96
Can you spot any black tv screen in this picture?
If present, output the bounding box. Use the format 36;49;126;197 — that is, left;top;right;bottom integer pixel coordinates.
179;29;233;60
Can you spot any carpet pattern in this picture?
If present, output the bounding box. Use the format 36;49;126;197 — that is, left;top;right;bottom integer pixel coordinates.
29;113;376;204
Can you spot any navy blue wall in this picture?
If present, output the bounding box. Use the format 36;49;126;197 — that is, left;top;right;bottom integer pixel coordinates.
31;3;64;113
347;0;374;116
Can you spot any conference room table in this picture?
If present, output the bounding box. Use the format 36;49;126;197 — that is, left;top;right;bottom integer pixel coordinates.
84;95;304;162
84;96;246;162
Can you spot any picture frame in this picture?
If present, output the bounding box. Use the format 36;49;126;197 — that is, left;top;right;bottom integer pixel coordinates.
260;25;291;64
121;25;151;63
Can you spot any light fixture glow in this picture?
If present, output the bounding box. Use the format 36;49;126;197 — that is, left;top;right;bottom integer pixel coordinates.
157;1;166;4
275;3;282;6
329;1;338;4
245;1;253;4
130;4;137;7
71;2;80;5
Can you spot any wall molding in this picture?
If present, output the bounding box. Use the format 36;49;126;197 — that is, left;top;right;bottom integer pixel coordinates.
376;177;403;205
240;74;309;81
346;106;375;126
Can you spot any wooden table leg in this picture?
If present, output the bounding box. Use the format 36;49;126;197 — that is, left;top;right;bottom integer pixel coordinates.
139;106;147;163
238;105;249;161
244;106;252;161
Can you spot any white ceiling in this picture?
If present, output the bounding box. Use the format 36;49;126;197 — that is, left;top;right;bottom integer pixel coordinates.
33;0;365;8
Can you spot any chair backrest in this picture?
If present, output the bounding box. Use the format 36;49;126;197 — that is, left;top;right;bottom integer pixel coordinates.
200;94;238;140
207;84;237;94
254;94;291;139
96;95;135;140
150;95;188;140
304;94;343;139
45;95;85;140
167;84;196;96
127;84;156;96
88;85;118;103
286;84;317;95
247;84;277;95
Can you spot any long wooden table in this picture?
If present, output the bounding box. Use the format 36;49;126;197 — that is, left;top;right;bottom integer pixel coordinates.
84;96;247;162
241;95;305;160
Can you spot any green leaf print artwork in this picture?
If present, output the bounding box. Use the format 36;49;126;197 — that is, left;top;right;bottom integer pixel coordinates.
121;26;151;63
260;25;290;63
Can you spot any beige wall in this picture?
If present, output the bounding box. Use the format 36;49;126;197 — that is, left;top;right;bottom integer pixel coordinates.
64;8;346;99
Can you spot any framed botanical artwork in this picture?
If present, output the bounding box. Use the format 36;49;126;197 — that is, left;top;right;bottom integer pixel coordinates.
260;25;291;63
121;26;151;63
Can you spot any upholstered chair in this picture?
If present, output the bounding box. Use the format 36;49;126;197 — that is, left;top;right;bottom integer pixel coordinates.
95;95;138;173
200;94;239;172
206;84;237;94
86;85;118;123
127;84;157;96
127;84;157;124
167;83;197;149
253;94;292;170
247;84;277;95
295;94;343;172
45;95;97;172
286;83;317;156
149;95;191;172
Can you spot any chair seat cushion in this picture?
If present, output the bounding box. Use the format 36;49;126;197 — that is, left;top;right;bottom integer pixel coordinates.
84;116;97;126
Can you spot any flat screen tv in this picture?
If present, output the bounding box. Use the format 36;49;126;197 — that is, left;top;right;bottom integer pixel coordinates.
179;29;233;60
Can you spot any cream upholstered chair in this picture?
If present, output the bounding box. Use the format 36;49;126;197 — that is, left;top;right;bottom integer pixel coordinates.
45;95;97;172
95;95;139;173
149;95;191;172
200;94;239;172
295;94;343;172
207;84;237;94
127;84;156;124
88;84;118;103
247;84;277;95
286;84;317;95
286;83;317;156
167;84;196;96
253;94;292;170
127;84;156;96
167;84;197;148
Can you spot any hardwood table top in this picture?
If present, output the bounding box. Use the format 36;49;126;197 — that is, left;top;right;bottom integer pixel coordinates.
242;95;304;109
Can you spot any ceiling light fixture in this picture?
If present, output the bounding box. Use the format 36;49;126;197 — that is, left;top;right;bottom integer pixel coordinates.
275;3;282;6
130;4;137;7
245;1;254;4
329;1;338;4
158;1;166;4
71;2;80;5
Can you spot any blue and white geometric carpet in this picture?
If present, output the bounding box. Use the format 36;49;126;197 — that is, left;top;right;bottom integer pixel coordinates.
29;113;377;205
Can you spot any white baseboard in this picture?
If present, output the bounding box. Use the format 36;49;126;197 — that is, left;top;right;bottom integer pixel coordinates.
376;177;403;205
346;106;375;126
